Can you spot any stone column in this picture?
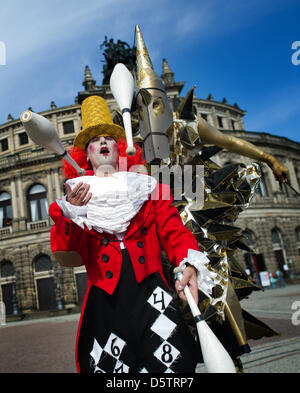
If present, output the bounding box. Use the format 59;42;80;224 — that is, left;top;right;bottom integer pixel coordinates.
210;106;217;128
17;176;25;217
54;169;61;199
10;178;18;219
237;115;245;130
225;109;231;129
17;176;27;231
285;159;300;193
267;166;280;194
47;170;54;204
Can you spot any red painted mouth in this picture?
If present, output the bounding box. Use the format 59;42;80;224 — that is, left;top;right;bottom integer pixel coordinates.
100;146;109;155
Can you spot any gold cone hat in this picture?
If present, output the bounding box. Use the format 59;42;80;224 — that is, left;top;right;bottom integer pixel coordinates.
74;96;125;149
135;25;165;91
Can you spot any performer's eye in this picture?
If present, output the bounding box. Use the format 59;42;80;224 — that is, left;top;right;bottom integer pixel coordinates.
105;136;115;143
89;136;100;143
152;97;165;116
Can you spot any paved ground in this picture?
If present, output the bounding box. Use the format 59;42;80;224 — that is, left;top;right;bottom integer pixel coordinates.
240;282;300;321
242;337;300;373
241;283;300;372
0;314;79;373
0;284;299;373
197;284;300;373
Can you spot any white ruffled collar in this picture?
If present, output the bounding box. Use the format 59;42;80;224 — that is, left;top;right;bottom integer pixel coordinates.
57;172;157;234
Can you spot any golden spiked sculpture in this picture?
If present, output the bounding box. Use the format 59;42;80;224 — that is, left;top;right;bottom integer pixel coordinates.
135;25;173;164
134;25;284;371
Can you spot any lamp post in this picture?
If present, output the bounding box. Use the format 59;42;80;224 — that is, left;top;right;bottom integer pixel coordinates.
280;233;295;280
54;266;63;311
12;271;20;316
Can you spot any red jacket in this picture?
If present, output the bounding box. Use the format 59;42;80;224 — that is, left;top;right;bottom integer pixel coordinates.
49;182;199;295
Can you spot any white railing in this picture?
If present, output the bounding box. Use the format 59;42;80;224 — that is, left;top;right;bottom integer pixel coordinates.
0;220;51;236
0;226;12;237
27;219;50;231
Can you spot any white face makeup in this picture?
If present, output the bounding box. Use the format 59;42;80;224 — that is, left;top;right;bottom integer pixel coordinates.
86;135;119;176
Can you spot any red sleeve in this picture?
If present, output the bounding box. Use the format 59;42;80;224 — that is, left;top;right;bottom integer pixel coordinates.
154;183;199;266
49;201;89;266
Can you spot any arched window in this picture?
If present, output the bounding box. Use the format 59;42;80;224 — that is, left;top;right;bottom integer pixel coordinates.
279;181;290;197
28;184;48;222
0;260;17;315
295;168;300;189
257;176;268;197
271;227;281;244
271;227;289;274
33;254;56;311
0;260;14;277
0;191;12;228
256;165;269;197
34;254;52;272
295;226;300;242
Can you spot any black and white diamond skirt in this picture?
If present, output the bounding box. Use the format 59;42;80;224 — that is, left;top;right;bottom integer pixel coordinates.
76;249;199;373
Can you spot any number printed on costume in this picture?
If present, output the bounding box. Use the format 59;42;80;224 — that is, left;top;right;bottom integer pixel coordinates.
154;341;180;367
104;333;126;359
89;333;129;373
161;343;173;363
114;360;129;373
147;286;173;313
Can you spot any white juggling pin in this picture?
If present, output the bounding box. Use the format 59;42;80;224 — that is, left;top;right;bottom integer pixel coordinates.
174;268;237;373
110;63;136;156
20;110;85;175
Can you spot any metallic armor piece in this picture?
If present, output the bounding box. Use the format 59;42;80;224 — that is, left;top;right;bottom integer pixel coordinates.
135;25;172;163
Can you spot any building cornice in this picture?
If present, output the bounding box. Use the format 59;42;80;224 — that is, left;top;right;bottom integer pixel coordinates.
193;98;246;116
221;129;300;153
0;104;81;132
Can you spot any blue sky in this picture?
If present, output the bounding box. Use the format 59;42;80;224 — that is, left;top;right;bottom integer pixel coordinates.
0;0;299;142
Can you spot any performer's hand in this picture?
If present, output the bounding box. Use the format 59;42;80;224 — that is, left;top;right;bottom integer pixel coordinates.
268;159;290;184
65;182;92;206
175;265;198;304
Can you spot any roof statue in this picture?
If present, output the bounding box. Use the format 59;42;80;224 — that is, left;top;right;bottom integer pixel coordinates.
100;36;136;85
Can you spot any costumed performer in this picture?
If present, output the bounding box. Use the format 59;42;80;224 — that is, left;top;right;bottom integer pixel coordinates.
49;95;216;373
